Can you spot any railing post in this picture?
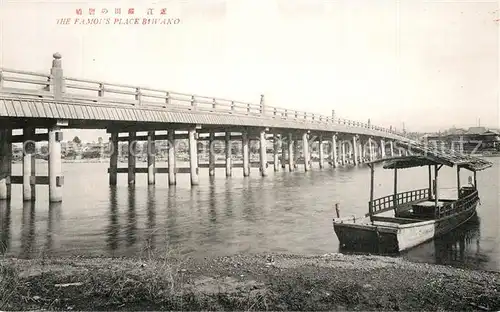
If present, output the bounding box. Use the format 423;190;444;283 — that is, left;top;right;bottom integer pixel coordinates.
190;95;196;109
260;94;265;115
50;52;64;100
230;101;235;112
212;98;216;110
97;83;105;97
135;88;141;105
247;103;251;114
166;92;171;105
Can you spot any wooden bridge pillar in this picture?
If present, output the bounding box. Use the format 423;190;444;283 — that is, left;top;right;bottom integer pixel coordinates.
368;138;374;162
109;132;118;186
281;135;287;168
302;132;310;171
188;128;199;185
331;134;338;168
147;131;156;185
23;127;36;201
242;131;250;177
288;133;294;172
128;132;136;185
352;136;358;165
209;132;215;177
293;137;299;169
0;129;12;200
48;126;63;202
273;133;280;172
341;140;346;166
380;139;386;158
259;130;268;177
318;135;324;169
389;141;395;157
168;130;177;185
225;132;232;177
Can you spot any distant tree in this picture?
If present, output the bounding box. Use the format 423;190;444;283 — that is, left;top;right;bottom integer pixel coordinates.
72;136;81;145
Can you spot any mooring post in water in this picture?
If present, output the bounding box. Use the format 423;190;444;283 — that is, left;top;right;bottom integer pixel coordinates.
335;203;340;218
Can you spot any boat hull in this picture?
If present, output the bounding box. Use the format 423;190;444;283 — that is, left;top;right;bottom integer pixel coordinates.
334;201;478;253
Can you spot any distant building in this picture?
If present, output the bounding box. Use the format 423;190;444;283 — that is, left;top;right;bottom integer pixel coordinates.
426;127;500;153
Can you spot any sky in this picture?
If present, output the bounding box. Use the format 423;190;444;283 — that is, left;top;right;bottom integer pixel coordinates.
0;0;499;142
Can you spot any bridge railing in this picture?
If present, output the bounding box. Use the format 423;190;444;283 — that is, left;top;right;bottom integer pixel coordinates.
0;66;407;138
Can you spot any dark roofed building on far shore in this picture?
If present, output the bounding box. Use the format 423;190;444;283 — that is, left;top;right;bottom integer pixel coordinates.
426;127;500;154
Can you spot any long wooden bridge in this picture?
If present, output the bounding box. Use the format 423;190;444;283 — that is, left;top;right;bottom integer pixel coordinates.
0;53;412;202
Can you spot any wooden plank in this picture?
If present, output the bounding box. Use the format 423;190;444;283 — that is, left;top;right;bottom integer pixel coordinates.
11;133;48;143
4;100;16;117
19;100;33;117
0;100;8;116
27;101;38;118
70;104;80;119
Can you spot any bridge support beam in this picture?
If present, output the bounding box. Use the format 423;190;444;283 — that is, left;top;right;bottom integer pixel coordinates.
288;133;294;172
352;136;358;165
188;128;199;185
389;141;394;157
48;126;63;202
302;132;310;171
368;138;374;162
128;132;136;185
294;137;299;169
0;129;12;200
109;132;118;186
281;135;287;168
259;130;267;177
380;139;386;158
209;132;215;177
168;130;176;185
341;140;346;166
147;131;155;185
318;135;324;169
225;132;232;177
242;131;250;177
273;133;280;172
23;127;36;201
331;134;337;168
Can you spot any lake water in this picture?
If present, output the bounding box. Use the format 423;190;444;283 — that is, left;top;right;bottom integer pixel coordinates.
0;158;498;272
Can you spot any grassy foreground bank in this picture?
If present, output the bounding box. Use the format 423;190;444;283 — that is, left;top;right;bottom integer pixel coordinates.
1;253;499;311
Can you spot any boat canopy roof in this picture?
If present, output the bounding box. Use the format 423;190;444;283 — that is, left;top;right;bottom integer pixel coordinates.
368;141;493;171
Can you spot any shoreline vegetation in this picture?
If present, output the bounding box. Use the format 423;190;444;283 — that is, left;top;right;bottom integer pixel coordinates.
1;253;499;311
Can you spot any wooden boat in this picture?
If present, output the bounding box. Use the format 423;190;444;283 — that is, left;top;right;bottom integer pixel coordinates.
333;142;493;253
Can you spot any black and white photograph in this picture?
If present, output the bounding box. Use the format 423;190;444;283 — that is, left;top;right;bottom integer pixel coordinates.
0;0;499;310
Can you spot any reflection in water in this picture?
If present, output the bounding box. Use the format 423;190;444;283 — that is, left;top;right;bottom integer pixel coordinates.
107;187;119;253
126;186;137;247
145;185;156;252
46;202;62;253
1;159;498;272
0;200;11;255
404;215;490;270
20;201;36;258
